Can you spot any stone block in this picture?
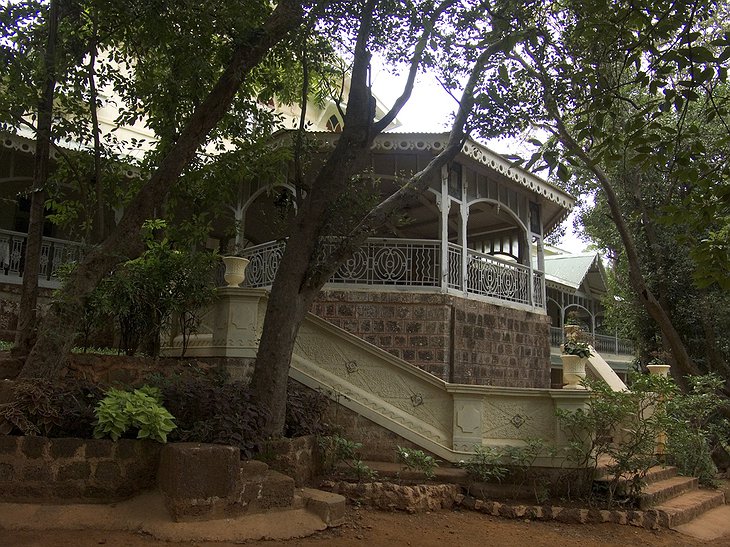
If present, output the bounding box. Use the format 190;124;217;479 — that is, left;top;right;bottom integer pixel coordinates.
50;438;84;458
21;436;47;459
84;439;114;459
158;442;240;499
58;461;91;481
302;487;346;525
0;435;18;455
259;469;295;509
0;461;14;480
94;460;122;482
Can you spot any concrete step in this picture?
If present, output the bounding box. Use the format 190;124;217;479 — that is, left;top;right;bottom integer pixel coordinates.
637;475;698;509
594;463;678;485
674;502;730;540
651;488;726;528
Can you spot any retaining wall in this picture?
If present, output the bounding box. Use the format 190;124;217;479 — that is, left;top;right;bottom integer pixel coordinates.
0;435;160;502
313;289;551;388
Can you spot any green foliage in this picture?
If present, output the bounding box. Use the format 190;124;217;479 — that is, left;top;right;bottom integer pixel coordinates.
93;385;176;443
0;378;102;438
88;223;217;356
151;368;269;458
458;440;551;490
284;380;332;438
562;339;592;358
458;446;509;483
665;374;730;485
0;340;13;351
395;446;439;480
556;374;674;507
318;434;377;482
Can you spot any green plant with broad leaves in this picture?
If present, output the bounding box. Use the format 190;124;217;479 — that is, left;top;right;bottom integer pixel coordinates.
665;374;730;486
94;385;176;443
395;446;440;480
562;339;592;358
556;374;674;507
318;434;377;482
458;445;510;483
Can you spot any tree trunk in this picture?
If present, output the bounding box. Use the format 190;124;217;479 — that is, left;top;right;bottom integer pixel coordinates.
18;0;304;378
552;118;700;389
12;0;59;360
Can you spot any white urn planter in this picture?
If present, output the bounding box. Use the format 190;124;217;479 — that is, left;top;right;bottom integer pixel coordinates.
222;256;250;287
561;354;588;389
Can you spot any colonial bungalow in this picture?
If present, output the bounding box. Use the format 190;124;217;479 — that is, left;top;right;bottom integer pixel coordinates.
0;101;634;389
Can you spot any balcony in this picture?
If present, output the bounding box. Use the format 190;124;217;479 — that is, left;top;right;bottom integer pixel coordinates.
242;237;546;310
0;229;84;288
549;326;634;358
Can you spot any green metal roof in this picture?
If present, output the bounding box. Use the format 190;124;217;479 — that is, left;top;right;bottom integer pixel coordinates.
544;253;606;292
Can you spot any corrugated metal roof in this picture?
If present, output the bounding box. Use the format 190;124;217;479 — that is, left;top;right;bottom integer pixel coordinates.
544;253;602;290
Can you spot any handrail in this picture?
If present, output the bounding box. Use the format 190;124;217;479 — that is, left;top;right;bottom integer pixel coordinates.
242;237;546;309
0;228;84;283
549;326;634;356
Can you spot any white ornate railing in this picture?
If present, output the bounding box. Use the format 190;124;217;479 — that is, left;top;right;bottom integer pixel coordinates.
465;249;530;305
0;229;83;284
243;237;545;309
549;326;634;356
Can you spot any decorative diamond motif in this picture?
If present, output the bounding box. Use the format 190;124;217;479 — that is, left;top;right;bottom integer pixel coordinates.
410;393;424;407
345;360;358;374
510;414;526;429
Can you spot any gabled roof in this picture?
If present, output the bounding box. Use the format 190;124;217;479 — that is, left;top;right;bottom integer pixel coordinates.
544;253;607;293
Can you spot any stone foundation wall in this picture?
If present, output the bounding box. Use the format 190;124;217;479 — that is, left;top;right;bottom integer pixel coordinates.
325;403;438;463
0;435;160;502
312;289;551;388
451;299;551;388
63;354;252;385
263;435;318;486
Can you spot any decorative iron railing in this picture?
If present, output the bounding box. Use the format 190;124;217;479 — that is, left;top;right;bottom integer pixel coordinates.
549;326;634;356
243;237;545;309
0;229;83;284
328;238;441;287
532;270;545;308
465;249;530;305
447;243;462;291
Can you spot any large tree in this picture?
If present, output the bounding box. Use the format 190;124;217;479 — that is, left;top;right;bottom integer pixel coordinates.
9;0;306;377
458;0;730;390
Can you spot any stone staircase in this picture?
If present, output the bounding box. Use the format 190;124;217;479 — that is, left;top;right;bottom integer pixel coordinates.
158;443;346;526
594;463;726;528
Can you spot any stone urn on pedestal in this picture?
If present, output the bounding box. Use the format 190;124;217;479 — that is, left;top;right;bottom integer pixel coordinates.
561;326;593;390
222;256;250;287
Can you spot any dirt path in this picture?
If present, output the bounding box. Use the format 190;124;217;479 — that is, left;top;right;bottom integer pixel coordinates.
4;505;730;547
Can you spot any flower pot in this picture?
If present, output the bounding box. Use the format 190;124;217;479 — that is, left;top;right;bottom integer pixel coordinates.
222;256;250;287
647;363;671;377
561;354;588;390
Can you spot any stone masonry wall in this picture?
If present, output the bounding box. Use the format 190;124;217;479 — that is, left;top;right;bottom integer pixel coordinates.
0;435;161;502
312;289;551;389
451;298;551;388
312;290;452;381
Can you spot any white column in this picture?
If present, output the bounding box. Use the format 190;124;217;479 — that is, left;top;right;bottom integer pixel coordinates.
439;165;450;291
459;170;468;296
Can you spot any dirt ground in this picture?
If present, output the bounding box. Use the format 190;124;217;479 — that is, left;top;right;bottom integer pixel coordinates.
4;504;730;547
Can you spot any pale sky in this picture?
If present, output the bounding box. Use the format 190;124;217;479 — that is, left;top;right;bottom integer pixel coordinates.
371;66;590;255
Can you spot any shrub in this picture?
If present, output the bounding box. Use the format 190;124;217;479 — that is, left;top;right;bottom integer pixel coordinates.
556;373;674;506
0;378;102;438
151;369;269;458
395;446;439;479
318;434;377;481
87;221;217;356
94;385;176;442
458;445;509;483
285;380;332;437
666;373;730;485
